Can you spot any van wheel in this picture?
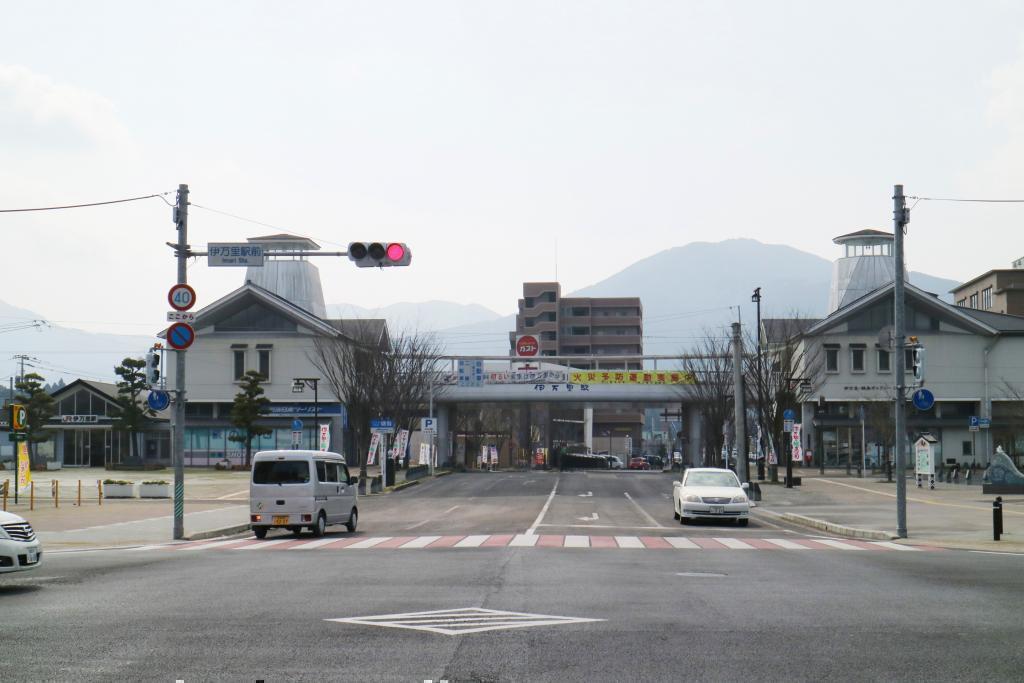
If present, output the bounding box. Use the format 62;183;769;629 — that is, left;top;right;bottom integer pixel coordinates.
253;527;268;539
346;509;358;533
311;512;326;538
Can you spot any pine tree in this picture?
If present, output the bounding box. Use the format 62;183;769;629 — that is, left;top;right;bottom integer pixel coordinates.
111;357;156;461
229;371;272;467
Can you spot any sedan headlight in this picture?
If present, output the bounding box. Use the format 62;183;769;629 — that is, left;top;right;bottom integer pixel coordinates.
683;494;701;503
731;494;748;504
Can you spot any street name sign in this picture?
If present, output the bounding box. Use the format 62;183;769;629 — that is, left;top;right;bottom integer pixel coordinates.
208;243;265;267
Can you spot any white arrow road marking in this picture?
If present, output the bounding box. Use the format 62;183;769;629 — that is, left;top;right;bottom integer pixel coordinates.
578;491;593;497
576;513;599;522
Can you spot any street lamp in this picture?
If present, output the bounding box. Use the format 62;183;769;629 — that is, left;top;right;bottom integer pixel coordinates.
751;287;765;480
292;377;320;449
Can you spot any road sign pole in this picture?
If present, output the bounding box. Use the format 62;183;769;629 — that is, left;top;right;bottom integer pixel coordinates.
173;184;188;540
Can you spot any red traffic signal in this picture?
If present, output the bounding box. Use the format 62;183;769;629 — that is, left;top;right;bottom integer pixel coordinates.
348;242;412;268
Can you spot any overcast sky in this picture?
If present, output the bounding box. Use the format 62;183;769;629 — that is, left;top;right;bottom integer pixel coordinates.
3;1;1024;339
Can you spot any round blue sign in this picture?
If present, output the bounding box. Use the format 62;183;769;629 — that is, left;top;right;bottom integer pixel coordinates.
147;390;170;412
783;409;796;420
292;419;304;431
912;388;935;411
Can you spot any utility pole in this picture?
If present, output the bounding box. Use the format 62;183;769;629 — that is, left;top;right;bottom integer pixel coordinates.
731;322;748;484
751;287;765;480
893;184;909;539
172;184;188;540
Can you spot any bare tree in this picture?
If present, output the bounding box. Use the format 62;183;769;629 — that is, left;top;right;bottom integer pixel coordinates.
310;323;443;480
681;331;734;468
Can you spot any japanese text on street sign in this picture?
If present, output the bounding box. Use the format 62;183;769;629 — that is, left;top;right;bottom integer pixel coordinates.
208;243;265;267
568;371;695;385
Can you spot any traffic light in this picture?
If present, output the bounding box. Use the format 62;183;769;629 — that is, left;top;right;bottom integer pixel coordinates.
912;346;926;384
10;404;27;431
146;351;161;387
347;242;412;268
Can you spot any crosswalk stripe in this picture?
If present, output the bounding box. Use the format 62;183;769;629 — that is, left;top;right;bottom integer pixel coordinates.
509;534;539;547
291;538;341;550
763;538;812;550
564;535;590;548
665;537;701;549
400;536;441;548
869;541;921;551
615;536;644;549
454;535;490;548
714;537;754;549
232;539;290;550
811;538;865;551
346;537;392;549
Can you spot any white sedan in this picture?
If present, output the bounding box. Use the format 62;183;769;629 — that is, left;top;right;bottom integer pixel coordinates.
673;467;750;526
0;510;42;573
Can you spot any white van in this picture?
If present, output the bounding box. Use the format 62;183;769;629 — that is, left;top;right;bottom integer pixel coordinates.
249;450;359;539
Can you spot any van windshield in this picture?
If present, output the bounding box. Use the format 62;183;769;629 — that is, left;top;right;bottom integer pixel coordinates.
253;460;311;484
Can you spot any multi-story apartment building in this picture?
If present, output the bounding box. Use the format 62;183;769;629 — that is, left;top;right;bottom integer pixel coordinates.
952;259;1024;316
510;282;643;369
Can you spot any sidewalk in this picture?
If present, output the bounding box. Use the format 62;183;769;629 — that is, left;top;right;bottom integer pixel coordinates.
754;469;1024;552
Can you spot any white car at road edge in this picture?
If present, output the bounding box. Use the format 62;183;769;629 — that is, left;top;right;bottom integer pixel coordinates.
0;510;42;573
673;467;750;526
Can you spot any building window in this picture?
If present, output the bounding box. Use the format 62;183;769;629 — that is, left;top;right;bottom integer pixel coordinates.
232;345;247;381
956;298;966;307
877;349;891;373
850;348;865;373
969;293;979;309
962;440;972;456
571;307;590;317
982;286;993;310
825;347;839;373
570;327;590;336
257;345;272;381
541;331;557;341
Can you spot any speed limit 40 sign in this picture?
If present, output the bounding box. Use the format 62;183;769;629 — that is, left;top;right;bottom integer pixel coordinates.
168;284;197;311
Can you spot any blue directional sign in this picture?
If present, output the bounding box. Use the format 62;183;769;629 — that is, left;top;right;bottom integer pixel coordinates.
292;419;304;431
370;418;395;432
783;409;796;420
912;388;935;411
979;417;991;429
147;390;170;412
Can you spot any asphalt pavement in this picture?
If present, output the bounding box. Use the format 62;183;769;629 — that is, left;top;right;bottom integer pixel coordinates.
4;471;1023;681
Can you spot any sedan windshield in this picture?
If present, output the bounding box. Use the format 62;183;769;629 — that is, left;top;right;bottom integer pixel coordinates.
685;472;740;488
253;461;311;484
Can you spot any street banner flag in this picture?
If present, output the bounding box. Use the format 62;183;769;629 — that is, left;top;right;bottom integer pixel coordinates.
17;443;31;488
367;432;381;465
419;442;430;466
319;423;330;452
791;424;802;462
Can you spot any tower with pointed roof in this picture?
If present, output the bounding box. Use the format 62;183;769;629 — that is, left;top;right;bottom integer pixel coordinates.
829;229;905;313
244;234;327;318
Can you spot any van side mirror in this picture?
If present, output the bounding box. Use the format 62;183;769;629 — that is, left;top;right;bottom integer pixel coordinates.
349;476;359;486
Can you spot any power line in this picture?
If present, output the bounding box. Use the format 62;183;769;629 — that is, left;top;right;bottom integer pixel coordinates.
190;203;348;248
0;192;174;213
907;195;1024;203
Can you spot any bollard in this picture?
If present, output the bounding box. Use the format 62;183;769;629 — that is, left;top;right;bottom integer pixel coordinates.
993;496;1003;541
30;481;34;511
77;480;82;507
52;479;59;509
2;480;7;511
98;479;103;506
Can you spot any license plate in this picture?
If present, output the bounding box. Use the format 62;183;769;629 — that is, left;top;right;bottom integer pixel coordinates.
272;515;289;525
710;506;725;514
26;548;38;564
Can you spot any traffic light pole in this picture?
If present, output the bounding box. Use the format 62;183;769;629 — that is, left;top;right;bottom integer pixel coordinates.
172;184;188;540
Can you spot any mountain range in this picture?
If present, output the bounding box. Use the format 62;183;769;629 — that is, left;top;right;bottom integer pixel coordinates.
0;239;962;381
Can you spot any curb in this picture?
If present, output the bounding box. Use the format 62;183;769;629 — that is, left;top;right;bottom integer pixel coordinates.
184;524;252;541
385;480;420;493
759;509;896;541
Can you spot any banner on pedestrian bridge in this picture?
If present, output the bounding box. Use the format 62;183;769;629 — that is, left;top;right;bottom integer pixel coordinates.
568;370;696;385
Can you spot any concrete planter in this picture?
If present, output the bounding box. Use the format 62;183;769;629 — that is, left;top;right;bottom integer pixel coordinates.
139;483;170;499
103;483;135;499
